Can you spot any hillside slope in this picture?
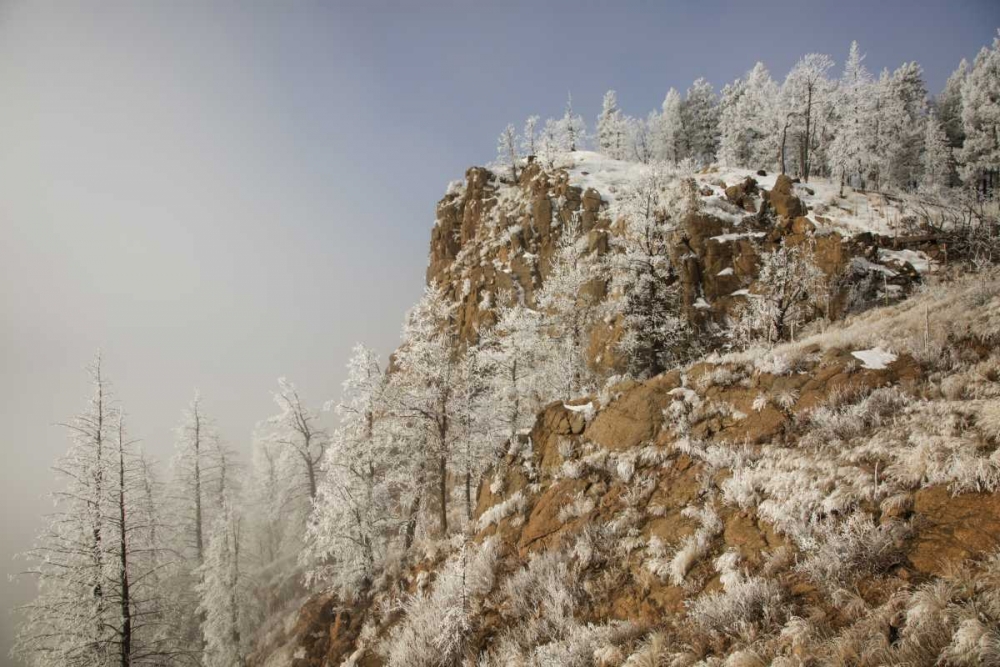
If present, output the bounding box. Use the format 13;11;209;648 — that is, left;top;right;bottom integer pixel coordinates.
250;157;999;667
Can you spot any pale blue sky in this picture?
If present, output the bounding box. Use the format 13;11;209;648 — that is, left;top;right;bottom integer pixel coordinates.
1;1;997;662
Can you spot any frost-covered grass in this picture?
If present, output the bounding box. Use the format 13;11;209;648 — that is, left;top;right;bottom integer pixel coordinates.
477;490;527;531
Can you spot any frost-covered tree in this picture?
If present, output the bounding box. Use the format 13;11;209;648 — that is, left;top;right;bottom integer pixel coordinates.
731;245;826;346
302;344;401;596
391;286;463;536
538;117;561;168
628;113;656;164
718;63;780;169
655;88;684;165
922;111;954;192
597;90;628;160
681;78;719;166
882;61;928;190
937;58;969;149
496;123;520;182
609;167;698;376
473;301;548;443
959;33;1000;191
782;52;835;181
535;220;603;397
558;93;586;152
14;357;187;667
828;42;876;192
197;502;255;667
170;393;233;566
261;378;329;502
520;115;539;158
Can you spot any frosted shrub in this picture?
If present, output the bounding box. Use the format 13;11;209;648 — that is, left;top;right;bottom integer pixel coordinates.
687;574;786;640
796;513;907;589
380;538;499;667
558;494;596;523
477;491;527;531
665;503;723;585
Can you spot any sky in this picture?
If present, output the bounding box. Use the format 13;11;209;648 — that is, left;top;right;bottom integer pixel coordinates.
0;0;997;663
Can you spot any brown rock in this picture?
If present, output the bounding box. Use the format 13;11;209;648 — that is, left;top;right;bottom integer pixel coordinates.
724;176;759;212
766;174;805;219
909;486;1000;575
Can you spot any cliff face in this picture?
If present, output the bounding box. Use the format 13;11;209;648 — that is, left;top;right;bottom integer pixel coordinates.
250;158;998;667
427;160;611;344
425;157;931;374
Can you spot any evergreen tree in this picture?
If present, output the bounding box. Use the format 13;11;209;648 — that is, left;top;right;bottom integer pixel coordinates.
922;111;954;192
302;345;399;597
681;78;720;166
828;42;876;192
656;88;684;165
959;33;1000;191
597;90;628;160
197;503;255;667
558;93;586;152
609;168;698;376
14;357;187;667
391;286;463;536
496;123;520;182
718;62;780;169
937;58;969;149
782;52;835;181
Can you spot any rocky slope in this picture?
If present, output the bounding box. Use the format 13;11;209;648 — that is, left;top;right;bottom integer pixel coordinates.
250;157;999;666
426;154;937;374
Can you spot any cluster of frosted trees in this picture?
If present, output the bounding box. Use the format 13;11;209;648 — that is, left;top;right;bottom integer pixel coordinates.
501;36;1000;195
14;360;333;667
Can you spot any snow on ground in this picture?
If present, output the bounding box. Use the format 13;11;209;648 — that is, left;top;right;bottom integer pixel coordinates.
711;231;766;243
557;152;925;245
850;347;897;370
880;248;934;274
697;166;910;237
563;151;651;206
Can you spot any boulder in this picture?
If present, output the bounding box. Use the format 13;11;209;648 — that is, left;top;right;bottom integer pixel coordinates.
724;176;759;212
765;174;805;219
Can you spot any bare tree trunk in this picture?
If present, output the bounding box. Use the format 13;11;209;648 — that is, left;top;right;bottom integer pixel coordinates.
803;87;813;182
117;422;132;667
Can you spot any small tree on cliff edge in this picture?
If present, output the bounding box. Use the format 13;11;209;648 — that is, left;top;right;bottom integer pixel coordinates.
391;286;463;537
730;244;826;348
609;167;700;377
497;123;520;182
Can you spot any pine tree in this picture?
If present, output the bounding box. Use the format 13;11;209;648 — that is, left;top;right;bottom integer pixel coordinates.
922;111;954;192
496;123;520;182
597;90;627;160
608;168;698;376
883;61;928;190
959;33;1000;192
628;113;656;164
197;503;255;667
263;379;329;502
14;357;187;667
472;301;547;444
828;42;875;192
782;52;835;181
681;78;720;166
535;217;603;398
302;345;399;596
171;393;232;566
520;115;540;158
656;88;684;165
391;286;463;536
558;93;586;152
718;62;780;169
936;59;969;149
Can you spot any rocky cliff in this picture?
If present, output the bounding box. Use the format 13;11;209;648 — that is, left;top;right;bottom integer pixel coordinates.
250;157;998;666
